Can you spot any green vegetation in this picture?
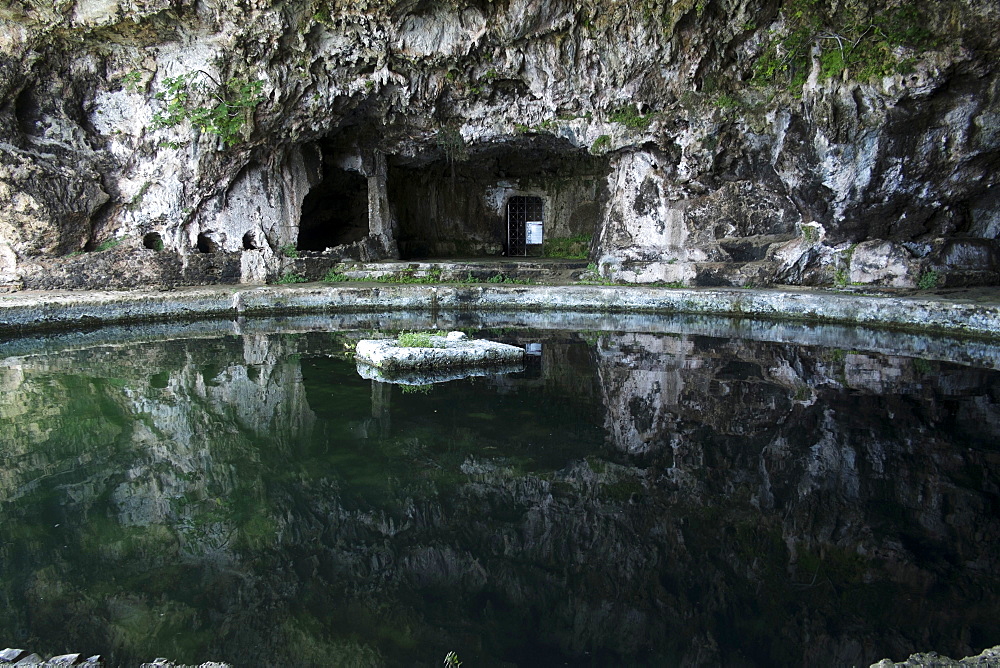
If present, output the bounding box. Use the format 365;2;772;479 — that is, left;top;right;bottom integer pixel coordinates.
152;71;265;146
436;125;467;166
917;269;941;290
609;104;654;131
543;234;591;259
96;238;122;252
484;273;533;285
713;94;740;110
275;272;308;284
121;69;144;93
752;0;936;93
126;181;152;211
279;243;299;258
375;268;443;284
833;244;858;288
322;269;352;282
590;134;611;154
396;331;448;348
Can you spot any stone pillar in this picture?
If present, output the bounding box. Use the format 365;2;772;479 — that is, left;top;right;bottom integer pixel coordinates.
362;150;399;260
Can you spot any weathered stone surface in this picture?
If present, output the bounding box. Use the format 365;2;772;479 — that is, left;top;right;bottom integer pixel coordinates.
355;334;525;371
1;284;999;340
871;645;1000;667
0;0;996;290
0;650;27;663
848;240;921;288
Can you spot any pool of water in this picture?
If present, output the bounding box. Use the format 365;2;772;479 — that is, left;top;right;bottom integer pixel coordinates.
1;312;999;667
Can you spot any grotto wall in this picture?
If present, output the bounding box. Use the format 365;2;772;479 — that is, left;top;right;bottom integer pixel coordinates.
0;0;998;289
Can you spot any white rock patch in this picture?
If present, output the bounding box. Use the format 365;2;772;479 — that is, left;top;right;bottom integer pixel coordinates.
355;332;524;371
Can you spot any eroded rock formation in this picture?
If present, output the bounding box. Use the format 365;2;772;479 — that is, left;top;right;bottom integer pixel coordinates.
0;0;998;289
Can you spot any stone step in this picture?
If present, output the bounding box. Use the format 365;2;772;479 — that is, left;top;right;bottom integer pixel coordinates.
319;259;589;283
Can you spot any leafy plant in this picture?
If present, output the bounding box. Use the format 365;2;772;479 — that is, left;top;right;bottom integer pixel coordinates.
275;272;307;284
751;0;937;92
279;243;299;258
121;70;144;93
152;71;265;146
917;270;940;290
609;104;653;131
713;94;740;109
375;268;443;284
543;234;591;259
322;269;351;282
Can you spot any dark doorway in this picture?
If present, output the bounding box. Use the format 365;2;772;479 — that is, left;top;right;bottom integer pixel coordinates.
299;167;369;251
507;196;544;256
197;231;220;253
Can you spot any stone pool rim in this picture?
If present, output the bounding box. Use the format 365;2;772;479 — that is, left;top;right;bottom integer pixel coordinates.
1;283;999;340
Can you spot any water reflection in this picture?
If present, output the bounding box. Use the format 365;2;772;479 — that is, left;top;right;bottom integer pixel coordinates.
0;316;998;667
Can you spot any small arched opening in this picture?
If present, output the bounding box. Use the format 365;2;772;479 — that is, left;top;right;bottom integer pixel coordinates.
197;232;220;254
242;231;261;250
143;232;164;251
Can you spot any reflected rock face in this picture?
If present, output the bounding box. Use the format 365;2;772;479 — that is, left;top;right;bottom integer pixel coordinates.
0;323;998;667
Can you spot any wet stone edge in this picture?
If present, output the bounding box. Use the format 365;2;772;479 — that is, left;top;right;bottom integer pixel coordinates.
0;284;997;341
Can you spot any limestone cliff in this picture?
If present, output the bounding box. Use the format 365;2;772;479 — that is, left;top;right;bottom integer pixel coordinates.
1;0;998;289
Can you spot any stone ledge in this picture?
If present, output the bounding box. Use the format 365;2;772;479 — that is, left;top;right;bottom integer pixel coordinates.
0;284;998;340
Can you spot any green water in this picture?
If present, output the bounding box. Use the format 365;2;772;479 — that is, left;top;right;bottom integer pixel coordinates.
1;319;999;666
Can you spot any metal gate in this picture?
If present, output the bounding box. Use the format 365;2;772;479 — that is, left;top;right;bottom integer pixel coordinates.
507;196;543;256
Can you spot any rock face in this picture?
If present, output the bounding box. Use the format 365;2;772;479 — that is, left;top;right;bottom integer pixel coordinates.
0;0;998;289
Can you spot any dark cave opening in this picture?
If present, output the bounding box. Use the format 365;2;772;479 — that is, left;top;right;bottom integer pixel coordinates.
143;232;164;251
298;164;369;252
197;232;219;253
388;136;607;260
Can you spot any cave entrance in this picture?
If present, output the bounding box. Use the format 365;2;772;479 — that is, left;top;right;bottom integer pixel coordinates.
388;136;607;260
507;196;544;256
298;165;369;251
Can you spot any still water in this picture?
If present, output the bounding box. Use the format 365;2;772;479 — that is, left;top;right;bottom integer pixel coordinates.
1;312;999;667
